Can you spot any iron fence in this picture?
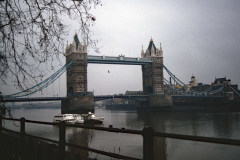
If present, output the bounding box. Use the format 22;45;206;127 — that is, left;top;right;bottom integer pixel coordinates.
1;116;240;160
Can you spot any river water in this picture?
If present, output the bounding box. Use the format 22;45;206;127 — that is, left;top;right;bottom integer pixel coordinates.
2;106;240;160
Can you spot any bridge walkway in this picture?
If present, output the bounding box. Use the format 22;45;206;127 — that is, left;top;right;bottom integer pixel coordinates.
87;55;152;65
1;95;149;102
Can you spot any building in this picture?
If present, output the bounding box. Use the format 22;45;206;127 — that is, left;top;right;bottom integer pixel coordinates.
189;75;198;87
189;76;240;97
212;77;231;86
211;77;240;96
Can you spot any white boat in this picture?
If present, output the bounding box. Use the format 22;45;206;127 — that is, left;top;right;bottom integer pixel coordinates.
53;114;84;124
82;112;104;124
53;112;103;124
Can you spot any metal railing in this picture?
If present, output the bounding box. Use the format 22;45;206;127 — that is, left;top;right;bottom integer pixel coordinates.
1;116;240;160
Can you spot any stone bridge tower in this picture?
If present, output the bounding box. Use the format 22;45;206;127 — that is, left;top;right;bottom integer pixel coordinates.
142;38;164;95
141;38;172;107
65;33;87;96
62;33;94;114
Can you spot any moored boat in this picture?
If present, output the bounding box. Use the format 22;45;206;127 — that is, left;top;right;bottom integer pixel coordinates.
53;112;103;124
53;114;84;124
82;112;104;124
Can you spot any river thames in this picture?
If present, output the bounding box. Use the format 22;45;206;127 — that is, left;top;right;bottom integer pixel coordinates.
2;106;240;160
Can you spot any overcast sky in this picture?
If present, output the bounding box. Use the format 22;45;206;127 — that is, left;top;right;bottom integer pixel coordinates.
1;0;240;96
89;0;240;95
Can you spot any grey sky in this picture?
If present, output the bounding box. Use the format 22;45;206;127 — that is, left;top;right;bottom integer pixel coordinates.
88;0;240;95
1;0;240;96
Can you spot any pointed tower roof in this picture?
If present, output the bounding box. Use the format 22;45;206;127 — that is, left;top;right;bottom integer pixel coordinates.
147;37;157;55
141;45;145;57
191;74;195;79
74;33;80;49
160;43;163;52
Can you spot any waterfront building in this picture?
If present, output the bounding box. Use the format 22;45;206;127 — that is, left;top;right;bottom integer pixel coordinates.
212;77;231;86
189;74;198;87
211;77;239;96
189;76;239;97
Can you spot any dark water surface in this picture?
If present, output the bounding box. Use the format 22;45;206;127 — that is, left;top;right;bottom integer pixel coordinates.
3;107;240;160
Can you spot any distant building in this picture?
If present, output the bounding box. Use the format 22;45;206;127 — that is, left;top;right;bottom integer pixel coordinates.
211;77;240;96
125;91;143;95
188;75;210;93
191;83;211;92
189;76;239;97
212;77;231;86
189;75;198;87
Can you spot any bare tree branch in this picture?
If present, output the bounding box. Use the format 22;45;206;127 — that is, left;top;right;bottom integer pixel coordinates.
0;0;101;90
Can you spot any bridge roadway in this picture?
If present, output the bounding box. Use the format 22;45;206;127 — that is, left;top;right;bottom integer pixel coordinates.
87;55;152;65
0;95;150;102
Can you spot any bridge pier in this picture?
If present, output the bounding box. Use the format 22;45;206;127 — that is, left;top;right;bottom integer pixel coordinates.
148;95;173;107
61;95;94;114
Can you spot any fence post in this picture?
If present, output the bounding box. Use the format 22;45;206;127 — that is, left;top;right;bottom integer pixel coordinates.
59;121;66;160
20;117;26;159
142;126;154;160
20;117;26;135
0;115;2;132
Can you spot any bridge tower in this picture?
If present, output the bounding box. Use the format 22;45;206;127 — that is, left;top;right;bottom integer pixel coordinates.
141;38;172;107
142;38;164;95
61;33;94;114
65;33;87;96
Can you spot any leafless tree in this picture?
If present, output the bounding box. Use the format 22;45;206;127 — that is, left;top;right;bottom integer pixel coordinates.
0;0;101;89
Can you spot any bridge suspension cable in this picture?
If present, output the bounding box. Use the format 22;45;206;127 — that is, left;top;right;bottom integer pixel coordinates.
201;87;213;94
163;78;179;90
208;86;225;95
163;65;228;96
230;86;240;96
5;61;72;98
163;65;186;87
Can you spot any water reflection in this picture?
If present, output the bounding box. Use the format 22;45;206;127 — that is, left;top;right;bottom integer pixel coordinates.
4;107;240;160
66;127;94;159
137;110;240;160
212;113;234;138
138;111;167;160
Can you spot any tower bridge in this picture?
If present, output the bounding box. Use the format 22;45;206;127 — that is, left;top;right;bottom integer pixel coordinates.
65;35;164;97
61;34;171;113
2;34;236;113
